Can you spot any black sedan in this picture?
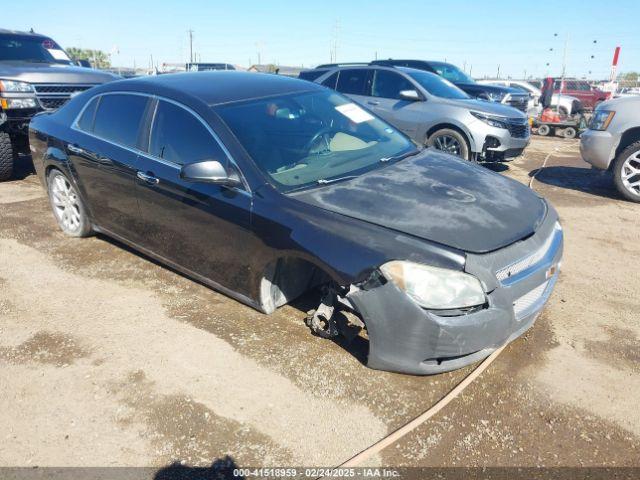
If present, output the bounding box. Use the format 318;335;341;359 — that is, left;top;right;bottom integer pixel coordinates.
28;72;563;375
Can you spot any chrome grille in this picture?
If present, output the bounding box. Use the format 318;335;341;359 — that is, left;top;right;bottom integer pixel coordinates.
507;123;529;138
39;98;69;109
33;84;97;111
513;280;549;320
496;224;562;284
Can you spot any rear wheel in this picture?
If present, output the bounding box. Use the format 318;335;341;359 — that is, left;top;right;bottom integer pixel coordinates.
537;124;551;136
427;128;470;160
563;127;577;139
613;141;640;203
0;131;16;181
47;169;93;237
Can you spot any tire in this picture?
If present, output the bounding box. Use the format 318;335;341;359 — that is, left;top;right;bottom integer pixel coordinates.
47;169;93;237
612;141;640;203
0;131;16;181
537;124;551;136
427;128;470;160
563;127;577;139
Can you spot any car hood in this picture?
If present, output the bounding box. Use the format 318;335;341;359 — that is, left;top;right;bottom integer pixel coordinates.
291;150;547;253
0;61;119;84
442;97;527;118
596;95;640;111
455;82;523;97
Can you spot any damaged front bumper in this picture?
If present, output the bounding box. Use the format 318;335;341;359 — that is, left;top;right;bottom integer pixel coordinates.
347;211;563;375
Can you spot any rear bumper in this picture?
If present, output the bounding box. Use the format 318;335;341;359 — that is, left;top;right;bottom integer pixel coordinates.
580;129;619;170
348;209;562;375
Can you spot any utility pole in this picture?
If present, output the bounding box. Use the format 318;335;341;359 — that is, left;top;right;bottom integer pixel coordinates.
497;65;500;79
330;20;340;63
188;29;194;64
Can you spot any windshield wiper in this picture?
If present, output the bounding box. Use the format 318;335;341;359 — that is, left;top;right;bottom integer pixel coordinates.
316;175;359;185
379;147;422;163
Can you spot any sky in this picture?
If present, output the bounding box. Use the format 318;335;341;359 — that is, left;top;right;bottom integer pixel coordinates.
7;0;640;79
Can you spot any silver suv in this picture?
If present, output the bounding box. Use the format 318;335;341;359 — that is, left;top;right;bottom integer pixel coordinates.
313;65;530;161
580;96;640;202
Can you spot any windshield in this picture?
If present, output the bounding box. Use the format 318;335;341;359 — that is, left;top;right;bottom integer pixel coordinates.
429;62;475;84
216;90;417;192
404;70;470;100
0;34;73;65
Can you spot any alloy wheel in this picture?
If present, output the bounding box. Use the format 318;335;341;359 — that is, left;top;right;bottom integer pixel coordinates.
621;151;640;198
50;173;82;233
433;134;462;156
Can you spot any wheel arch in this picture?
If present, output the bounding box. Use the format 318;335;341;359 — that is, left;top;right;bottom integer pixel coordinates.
613;126;640;167
256;254;347;314
425;122;476;152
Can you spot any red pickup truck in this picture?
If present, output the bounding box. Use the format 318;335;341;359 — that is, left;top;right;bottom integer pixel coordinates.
553;78;610;110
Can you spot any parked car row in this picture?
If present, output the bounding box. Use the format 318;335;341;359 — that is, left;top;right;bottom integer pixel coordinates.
478;79;583;117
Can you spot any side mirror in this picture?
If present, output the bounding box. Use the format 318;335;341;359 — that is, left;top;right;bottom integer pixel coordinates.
399;89;421;101
180;160;242;187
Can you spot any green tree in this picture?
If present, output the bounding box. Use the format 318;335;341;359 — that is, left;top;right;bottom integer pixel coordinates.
66;48;111;69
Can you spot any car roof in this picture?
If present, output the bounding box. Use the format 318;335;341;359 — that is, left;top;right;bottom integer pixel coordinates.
0;29;49;38
99;71;323;106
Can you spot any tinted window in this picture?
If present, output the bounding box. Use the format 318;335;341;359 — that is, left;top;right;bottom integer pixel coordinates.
149;100;226;166
93;94;148;148
77;96;99;132
298;69;329;81
0;34;73;65
404;70;470;100
321;72;339;89
429;62;475;83
371;70;415;99
336;69;369;95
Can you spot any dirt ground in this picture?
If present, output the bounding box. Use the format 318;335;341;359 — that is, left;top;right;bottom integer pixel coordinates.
0;137;638;473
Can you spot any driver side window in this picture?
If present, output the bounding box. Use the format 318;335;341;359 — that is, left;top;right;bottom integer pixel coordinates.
371;70;415;99
149;100;228;166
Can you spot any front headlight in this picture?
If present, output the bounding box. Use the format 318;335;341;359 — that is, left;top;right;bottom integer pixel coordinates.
470;111;508;129
380;261;486;310
0;97;38;109
589;110;615;131
0;79;34;93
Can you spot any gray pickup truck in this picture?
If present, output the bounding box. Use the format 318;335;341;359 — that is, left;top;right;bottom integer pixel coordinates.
0;29;118;180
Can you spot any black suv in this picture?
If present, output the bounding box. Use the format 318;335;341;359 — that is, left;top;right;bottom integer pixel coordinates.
304;60;530;114
0;29;118;180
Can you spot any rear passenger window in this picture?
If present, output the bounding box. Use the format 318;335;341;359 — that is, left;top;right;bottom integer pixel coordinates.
93;94;148;148
336;69;369;95
76;96;99;132
321;72;339;90
149;100;227;166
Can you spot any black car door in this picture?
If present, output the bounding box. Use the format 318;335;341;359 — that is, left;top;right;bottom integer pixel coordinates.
134;99;254;296
68;93;150;241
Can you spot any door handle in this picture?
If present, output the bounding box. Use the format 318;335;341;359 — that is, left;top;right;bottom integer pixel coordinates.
367;101;380;106
136;171;159;185
67;144;85;155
